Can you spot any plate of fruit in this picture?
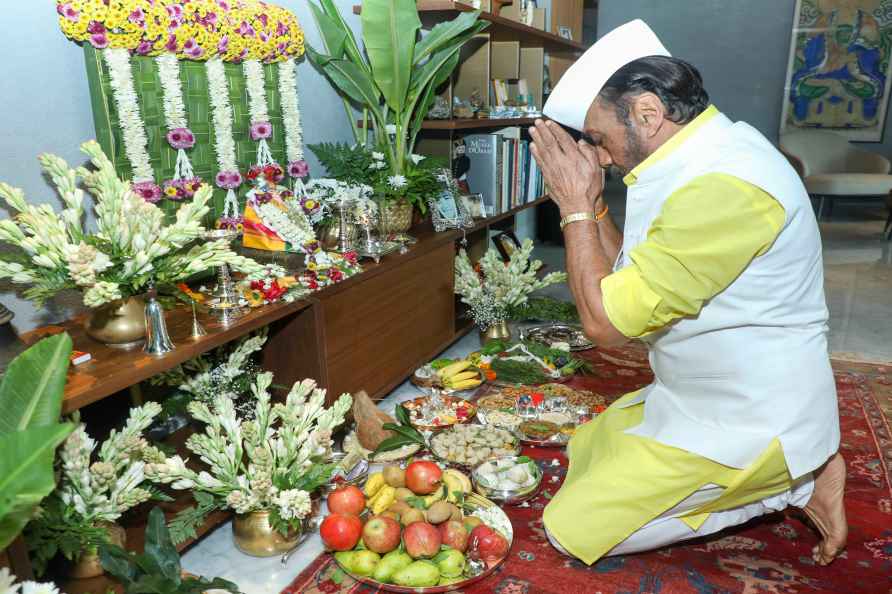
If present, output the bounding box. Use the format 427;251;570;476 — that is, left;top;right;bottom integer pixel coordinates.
322;460;512;592
400;395;478;432
411;359;486;393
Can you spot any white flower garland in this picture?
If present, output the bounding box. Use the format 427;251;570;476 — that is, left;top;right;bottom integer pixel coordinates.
255;200;315;248
243;59;276;167
156;53;197;183
206;58;241;220
277;57;309;185
103;48;154;182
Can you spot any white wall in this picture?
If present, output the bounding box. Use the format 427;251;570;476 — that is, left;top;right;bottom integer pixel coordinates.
0;1;361;332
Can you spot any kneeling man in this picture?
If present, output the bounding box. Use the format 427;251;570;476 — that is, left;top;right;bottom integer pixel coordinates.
530;20;846;566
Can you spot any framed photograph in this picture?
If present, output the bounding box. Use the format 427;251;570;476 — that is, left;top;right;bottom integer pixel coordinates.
461;193;486;219
493;230;522;261
429;171;475;232
558;26;573;41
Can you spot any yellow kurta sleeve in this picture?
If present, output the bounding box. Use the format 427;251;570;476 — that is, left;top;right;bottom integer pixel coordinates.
601;173;785;338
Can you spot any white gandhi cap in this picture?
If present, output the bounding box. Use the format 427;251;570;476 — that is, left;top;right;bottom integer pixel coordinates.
542;19;671;132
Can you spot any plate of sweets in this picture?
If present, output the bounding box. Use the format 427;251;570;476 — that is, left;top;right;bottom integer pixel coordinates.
324;459;513;593
400;393;478;432
477;386;596;447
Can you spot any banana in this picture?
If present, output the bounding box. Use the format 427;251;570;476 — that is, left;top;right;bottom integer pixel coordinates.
364;472;386;498
446;378;482;391
444;468;472;493
444;371;479;384
370;485;396;515
442;469;471;503
422;484;447;507
437;360;473;379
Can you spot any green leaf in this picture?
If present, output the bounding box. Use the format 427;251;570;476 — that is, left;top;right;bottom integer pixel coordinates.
361;0;421;115
374;434;416;453
98;544;138;587
318;0;369;75
413;11;487;65
0;333;72;433
409;50;460;151
144;507;181;581
310;49;383;115
381;422;425;444
308;2;347;60
405;495;428;510
395;403;412;426
0;423;73;550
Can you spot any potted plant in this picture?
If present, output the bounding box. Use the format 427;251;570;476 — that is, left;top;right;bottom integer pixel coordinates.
307;0;488;231
25;402;166;578
454;238;567;341
0;141;263;345
146;373;352;557
0;334;75;552
99;507;240;594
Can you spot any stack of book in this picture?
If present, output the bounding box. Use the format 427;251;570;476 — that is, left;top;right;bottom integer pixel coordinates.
464;128;544;217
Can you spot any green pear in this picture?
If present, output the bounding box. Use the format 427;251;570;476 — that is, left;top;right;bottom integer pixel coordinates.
438;574;466;586
334;551;356;571
433;549;466;578
350;550;381;576
373;549;413;583
392;560;440;587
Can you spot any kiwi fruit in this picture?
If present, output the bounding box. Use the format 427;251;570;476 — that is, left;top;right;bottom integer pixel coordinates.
426;501;453;524
388;501;411;516
394;487;414;501
449;504;463;522
383;465;406;488
400;507;426;526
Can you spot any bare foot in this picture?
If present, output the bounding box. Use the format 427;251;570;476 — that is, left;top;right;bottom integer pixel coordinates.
802;452;848;565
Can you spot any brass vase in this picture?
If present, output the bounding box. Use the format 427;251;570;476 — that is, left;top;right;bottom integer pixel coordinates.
84;296;146;347
317;219;358;251
232;510;303;557
480;320;512;344
68;522;126;579
377;198;413;235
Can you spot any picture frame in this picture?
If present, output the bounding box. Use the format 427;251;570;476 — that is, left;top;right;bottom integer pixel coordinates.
493;229;522;261
557;26;573;41
429;170;475;232
461;193;486;219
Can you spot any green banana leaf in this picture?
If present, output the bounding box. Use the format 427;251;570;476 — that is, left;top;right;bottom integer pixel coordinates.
309;2;347;61
0;332;72;433
413;11;486;65
0;423;73;550
316;0;369;77
410;51;460;151
361;0;421;116
0;333;75;549
307;47;384;122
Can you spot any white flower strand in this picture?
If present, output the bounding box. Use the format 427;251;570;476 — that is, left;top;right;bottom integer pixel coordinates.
102;48;154;182
255;200;315;247
155;53;187;129
243;60;270;124
277;58;304;163
206;58;238;173
156;53;195;180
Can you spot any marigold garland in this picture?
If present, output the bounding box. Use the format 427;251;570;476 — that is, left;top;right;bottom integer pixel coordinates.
56;0;305;63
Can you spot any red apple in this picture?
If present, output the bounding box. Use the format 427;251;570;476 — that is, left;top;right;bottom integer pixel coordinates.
403;521;441;559
405;460;442;495
468;525;509;567
438;520;469;552
320;513;362;551
327;485;366;516
362;515;402;554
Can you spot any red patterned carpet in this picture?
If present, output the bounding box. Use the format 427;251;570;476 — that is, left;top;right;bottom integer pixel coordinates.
284;346;892;594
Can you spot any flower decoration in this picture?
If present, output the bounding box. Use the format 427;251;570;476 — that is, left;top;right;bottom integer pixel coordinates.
277;57;306;182
249;121;272;140
56;0;305;64
299;246;362;291
156;52;203;197
288;160;309;178
166;127;195;150
243;59;279;171
132;180;162;203
206;57;243;227
0;569;60;594
162;177;203;200
247;163;285;185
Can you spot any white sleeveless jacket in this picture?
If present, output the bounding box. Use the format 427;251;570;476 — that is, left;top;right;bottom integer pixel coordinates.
615;109;839;479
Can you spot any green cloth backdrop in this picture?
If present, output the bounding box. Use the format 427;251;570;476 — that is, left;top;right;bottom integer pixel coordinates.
82;45;294;224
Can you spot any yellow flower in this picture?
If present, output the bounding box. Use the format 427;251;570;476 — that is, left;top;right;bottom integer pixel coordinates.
277;275;298;288
164;186;179;197
244;288;265;307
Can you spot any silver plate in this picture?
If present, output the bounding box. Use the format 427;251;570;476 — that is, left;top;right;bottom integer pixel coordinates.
356;240;405;263
521;324;594;351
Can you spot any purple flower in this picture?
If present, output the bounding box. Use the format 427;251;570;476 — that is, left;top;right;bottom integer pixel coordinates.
132;181;162;203
135;39;153;55
217;34;229;54
217;0;231;10
215;170;242;189
288;160;309;178
258;31;269;43
237;47;248;61
237;21;255;36
183;38;203;59
87;20;105;34
251;191;274;205
90;32;109;49
165;33;178;52
128;7;145;25
217;215;242;230
201;11;218;28
276;21;288;36
167;127;195;149
57;3;79;21
304;240;321;253
166;4;184;21
249;121;272;140
257;13;269;27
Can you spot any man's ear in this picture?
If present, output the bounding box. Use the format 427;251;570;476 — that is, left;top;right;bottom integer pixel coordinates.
629;93;665;138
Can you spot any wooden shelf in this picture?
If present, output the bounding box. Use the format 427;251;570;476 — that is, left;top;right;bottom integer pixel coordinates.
359;117;537;131
20;299;313;414
469;195;550;232
352;2;587;52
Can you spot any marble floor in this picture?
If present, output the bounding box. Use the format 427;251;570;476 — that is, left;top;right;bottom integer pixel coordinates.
181;193;892;592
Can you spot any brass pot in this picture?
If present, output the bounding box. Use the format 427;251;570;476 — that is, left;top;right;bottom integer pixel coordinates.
480;320;512;344
317;219;359;250
68;522;126;579
232;510;303;557
377;198;413;235
84;296;146;347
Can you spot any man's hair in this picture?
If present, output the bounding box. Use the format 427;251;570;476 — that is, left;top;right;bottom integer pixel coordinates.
598;56;709;126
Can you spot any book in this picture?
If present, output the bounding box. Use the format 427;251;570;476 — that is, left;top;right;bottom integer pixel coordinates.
464;133;503;217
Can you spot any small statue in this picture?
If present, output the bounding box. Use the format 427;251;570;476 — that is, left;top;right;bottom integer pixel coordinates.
469;88;483;114
427;95;451;119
